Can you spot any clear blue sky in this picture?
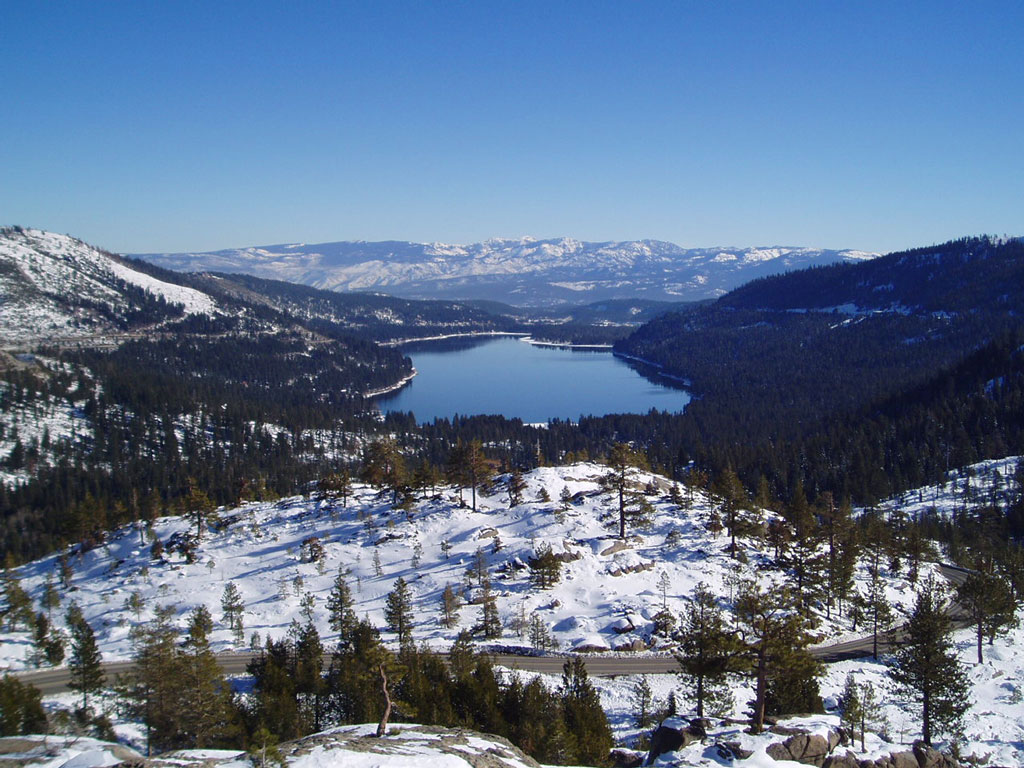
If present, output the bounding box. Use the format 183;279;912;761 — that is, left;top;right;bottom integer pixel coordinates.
2;1;1022;254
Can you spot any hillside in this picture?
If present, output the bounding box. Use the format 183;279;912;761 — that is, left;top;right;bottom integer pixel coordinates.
1;463;933;670
134;237;876;306
6;459;1024;764
614;236;1024;501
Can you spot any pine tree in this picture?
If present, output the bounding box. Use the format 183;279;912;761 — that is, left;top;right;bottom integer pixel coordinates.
675;583;742;718
957;569;1017;663
221;582;245;643
179;605;236;747
184;482;218;541
733;581;818;734
68;614;105;709
601;443;649;539
528;544;562;589
118;605;183;754
441;583;461;629
507;467;527;507
712;467;752;558
632;675;655;728
559;658;613;765
1;569;33;631
478;580;502;639
889;583;971;745
326;568;357;642
384;577;414;644
0;674;48;736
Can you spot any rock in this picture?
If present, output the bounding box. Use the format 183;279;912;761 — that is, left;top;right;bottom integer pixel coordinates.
889;751;919;768
478;527;499;539
610;748;645;768
912;741;961;768
645;721;701;764
823;752;860;768
765;732;832;767
717;741;753;760
828;730;842;751
601;541;632;556
613;637;648;652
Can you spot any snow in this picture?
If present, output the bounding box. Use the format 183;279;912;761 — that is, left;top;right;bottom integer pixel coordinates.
5;456;1024;765
0;228;218;347
134;237;877;306
107;259;216;316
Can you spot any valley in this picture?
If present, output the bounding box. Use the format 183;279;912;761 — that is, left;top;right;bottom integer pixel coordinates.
4;227;1024;767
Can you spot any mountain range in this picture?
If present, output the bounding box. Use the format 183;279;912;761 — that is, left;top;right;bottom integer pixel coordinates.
132;237;877;306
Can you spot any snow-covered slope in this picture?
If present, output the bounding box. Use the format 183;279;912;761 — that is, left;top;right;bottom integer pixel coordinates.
134;237;877;306
7;459;1024;765
0;227;217;346
2;463;925;671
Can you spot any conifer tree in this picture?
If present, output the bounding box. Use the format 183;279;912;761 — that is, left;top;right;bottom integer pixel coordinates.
118;605;182;754
184;482;218;542
326;568;357;642
889;582;970;745
733;581;817;734
221;582;245;644
712;467;752;558
481;582;502;639
601;443;648;539
0;674;47;736
957;568;1017;663
384;577;414;644
507;467;527;507
441;583;461;629
180;605;235;748
559;658;613;765
528;544;562;589
675;583;742;718
1;568;32;631
68;613;105;709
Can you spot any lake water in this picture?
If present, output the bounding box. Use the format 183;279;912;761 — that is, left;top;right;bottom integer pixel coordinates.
375;336;689;423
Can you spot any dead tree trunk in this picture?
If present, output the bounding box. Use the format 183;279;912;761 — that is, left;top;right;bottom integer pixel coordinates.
376;663;392;737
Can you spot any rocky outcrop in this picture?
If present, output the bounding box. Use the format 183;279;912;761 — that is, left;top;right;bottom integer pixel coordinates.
762;732;962;768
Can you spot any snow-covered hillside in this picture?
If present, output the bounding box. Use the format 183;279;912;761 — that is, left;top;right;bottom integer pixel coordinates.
3;463;926;670
6;459;1024;765
134;237;877;306
0;227;217;347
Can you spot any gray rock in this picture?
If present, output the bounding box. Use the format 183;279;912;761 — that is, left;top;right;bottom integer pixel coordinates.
823;751;860;768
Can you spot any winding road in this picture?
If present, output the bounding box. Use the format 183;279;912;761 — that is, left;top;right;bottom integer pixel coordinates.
10;564;975;695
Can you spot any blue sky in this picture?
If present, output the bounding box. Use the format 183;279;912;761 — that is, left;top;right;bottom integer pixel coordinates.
2;1;1022;254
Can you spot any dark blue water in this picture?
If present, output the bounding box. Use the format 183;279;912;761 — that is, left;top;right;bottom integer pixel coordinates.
376;336;689;423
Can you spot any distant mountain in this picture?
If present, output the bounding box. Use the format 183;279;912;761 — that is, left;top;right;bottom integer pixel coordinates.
133;237;877;306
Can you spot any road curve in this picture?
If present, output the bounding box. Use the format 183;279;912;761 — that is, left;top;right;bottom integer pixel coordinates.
11;562;974;695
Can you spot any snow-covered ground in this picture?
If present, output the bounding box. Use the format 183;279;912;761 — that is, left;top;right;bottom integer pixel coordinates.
4;458;1024;765
1;463;929;670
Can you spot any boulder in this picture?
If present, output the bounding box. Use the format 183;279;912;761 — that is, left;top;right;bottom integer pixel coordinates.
610;748;645;768
823;752;860;768
889;751;920;768
765;733;832;767
644;720;702;765
912;742;961;768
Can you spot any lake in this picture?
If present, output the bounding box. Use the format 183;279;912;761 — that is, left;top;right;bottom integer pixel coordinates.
375;336;689;423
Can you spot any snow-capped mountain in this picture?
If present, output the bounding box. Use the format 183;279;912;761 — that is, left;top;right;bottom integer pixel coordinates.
134;237;877;306
0;227;218;347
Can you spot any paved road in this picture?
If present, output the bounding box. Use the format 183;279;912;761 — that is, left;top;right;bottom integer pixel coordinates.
11;563;975;694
